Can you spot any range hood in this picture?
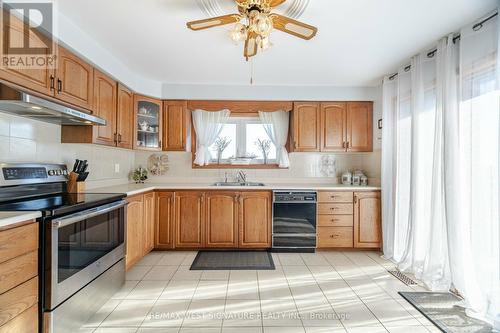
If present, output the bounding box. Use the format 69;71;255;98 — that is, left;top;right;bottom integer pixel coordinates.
0;83;106;126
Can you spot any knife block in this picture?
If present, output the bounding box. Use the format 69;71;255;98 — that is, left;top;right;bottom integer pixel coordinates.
67;172;86;193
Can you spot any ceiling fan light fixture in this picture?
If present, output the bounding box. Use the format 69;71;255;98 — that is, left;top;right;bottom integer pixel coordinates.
230;22;248;42
187;0;317;59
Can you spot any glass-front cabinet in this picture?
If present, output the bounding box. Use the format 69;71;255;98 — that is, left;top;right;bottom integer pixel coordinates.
133;95;163;150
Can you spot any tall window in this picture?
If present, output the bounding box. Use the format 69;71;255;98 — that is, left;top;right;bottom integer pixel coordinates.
209;117;277;163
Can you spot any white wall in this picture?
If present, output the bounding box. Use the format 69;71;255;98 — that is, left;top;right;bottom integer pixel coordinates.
55;12;163;98
0;113;135;189
161;84;380;101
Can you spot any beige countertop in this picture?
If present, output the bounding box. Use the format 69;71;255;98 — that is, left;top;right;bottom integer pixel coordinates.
87;182;382;197
0;211;41;229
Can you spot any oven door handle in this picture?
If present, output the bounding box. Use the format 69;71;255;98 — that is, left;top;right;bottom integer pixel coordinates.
51;200;127;229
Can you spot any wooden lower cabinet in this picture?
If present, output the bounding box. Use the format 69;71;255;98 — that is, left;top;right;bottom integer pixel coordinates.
126;192;155;270
354;191;382;248
238;192;272;248
0;221;39;333
156;191;174;249
205;192;238;248
126;195;144;269
317;190;381;249
154;190;271;250
143;192;156;253
174;191;204;248
318;227;353;248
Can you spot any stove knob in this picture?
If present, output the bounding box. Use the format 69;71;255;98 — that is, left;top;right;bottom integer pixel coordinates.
56;170;62;176
62;170;68;176
48;170;55;176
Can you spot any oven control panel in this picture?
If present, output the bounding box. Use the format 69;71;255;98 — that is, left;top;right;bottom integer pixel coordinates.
0;163;68;185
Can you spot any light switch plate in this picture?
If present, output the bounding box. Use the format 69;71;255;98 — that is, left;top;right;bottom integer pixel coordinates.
114;163;120;173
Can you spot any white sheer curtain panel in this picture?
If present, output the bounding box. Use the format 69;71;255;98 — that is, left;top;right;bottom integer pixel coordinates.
258;110;290;168
192;109;230;166
382;10;500;323
381;76;397;259
448;16;500;322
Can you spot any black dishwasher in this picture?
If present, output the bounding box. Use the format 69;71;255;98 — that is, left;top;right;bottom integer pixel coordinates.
272;191;317;252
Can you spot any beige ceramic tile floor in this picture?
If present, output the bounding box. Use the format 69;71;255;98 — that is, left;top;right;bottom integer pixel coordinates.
80;251;441;333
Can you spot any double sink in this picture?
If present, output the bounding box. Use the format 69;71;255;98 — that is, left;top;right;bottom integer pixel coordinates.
212;182;266;187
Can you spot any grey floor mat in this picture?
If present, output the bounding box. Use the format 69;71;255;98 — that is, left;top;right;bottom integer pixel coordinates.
190;251;275;270
399;292;492;333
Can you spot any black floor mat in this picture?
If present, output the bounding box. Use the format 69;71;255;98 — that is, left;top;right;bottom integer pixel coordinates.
190;251;275;270
399;292;492;333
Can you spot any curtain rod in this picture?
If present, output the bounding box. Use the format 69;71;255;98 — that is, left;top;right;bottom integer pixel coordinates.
387;10;498;81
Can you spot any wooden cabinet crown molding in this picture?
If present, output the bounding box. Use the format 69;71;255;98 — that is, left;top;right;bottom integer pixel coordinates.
187;100;293;115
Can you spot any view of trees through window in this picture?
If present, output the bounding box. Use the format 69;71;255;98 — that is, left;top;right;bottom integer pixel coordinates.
209;117;277;164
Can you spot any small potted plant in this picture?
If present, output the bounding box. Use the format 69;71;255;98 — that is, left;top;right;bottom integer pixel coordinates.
255;139;272;164
213;137;231;164
132;167;148;184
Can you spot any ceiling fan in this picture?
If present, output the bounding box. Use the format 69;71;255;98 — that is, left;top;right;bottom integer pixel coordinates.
186;0;318;59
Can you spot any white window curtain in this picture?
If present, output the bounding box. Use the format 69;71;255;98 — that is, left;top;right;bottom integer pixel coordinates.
192;109;230;166
382;10;500;323
258;110;290;168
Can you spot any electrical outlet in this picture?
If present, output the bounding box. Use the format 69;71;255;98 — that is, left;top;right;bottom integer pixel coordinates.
114;163;120;173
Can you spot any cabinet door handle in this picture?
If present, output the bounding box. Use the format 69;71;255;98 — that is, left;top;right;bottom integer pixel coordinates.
354;196;358;204
158;140;162;148
50;75;55;91
330;234;340;238
330;207;337;210
331;219;339;222
118;134;122;143
113;133;117;143
57;79;62;93
346;142;350;149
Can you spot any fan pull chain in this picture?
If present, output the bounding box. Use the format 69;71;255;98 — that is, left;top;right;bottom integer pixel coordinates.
250;58;254;85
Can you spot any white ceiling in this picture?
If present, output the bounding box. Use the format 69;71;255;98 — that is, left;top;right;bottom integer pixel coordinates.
58;0;497;87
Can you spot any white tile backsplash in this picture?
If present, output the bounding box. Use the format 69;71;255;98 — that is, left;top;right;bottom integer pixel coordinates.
134;151;381;185
0;114;135;189
0;113;381;189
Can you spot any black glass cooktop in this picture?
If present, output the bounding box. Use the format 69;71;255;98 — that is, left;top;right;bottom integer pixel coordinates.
0;192;126;217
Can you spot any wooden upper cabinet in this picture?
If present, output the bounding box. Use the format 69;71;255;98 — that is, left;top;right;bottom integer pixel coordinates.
321;102;347;152
354;191;381;248
125;195;144;270
293;102;321;152
174;191;204;248
346;102;373;152
92;69;117;146
163;100;188;151
239;191;272;248
116;84;134;149
156;191;174;250
205;192;238;248
0;12;54;95
134;95;163;151
55;46;94;111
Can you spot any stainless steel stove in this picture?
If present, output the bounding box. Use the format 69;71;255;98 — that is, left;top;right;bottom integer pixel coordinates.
0;163;127;333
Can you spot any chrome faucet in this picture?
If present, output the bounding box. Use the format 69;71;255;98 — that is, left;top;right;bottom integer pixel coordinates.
236;170;247;184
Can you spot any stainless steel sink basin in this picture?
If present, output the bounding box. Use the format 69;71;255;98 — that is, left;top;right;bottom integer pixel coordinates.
212;182;266;187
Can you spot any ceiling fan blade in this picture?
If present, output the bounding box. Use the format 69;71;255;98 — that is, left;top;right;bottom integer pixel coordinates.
272;14;318;40
187;14;240;30
269;0;287;7
244;32;258;59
